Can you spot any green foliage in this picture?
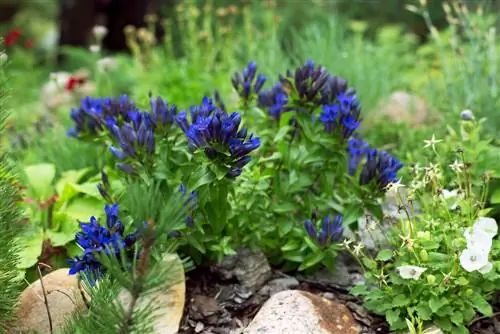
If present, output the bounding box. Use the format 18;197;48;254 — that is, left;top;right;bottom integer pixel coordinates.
350;118;500;333
0;41;26;332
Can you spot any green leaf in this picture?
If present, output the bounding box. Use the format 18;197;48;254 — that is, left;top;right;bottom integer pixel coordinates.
45;230;75;247
278;218;294;236
63;197;104;222
283;251;306;263
470;293;493;316
491;188;500;204
350;284;369;296
415;303;432;320
270;202;297;214
429;296;446;313
376;249;393;261
393;294;411;307
55;168;89;195
298;252;325;271
385;309;401;328
273;125;291;143
67;182;101;198
16;228;44;269
281;240;300;252
455;277;469;285
451;311;464;325
451;325;469;334
23;163;56;199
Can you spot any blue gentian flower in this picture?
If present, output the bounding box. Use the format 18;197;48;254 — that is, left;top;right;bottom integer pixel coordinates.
258;83;290;120
304;214;344;247
232;61;267;103
68;204;141;285
360;148;404;189
319;92;361;139
176;97;261;178
347;137;403;190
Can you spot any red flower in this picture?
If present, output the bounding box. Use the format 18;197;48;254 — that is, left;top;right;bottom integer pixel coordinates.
65;76;87;92
4;29;22;47
24;40;33;48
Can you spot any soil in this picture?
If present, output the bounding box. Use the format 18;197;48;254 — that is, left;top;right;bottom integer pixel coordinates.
178;267;390;334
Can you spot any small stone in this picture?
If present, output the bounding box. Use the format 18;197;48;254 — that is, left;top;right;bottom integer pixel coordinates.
8;268;87;334
195;321;205;333
244;290;361;334
191;295;221;318
322;292;335;300
212;248;272;291
370;91;440;128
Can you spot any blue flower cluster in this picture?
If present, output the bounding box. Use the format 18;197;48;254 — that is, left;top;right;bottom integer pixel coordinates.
67;94;177;174
176;97;261;178
258;60;357;121
232;61;266;103
304;214;344;247
319;93;361;139
347;137;403;189
68;204;140;284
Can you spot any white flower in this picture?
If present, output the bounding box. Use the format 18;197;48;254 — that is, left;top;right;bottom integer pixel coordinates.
423;134;442;152
472;217;498;239
460;248;489;272
0;52;7;66
97;57;118;72
449;160;464;174
89;45;101;54
478;262;493;274
397;265;427;280
464;228;492;254
441;189;458;200
92;25;108;40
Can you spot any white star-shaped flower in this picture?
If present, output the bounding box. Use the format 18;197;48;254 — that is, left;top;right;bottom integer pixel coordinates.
423;134;442;152
396;265;427;280
449;160;464;174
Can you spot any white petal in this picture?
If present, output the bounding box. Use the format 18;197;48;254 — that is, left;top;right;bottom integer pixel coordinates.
464;228;492;254
397;265;427;280
473;217;498;238
460;248;489;272
441;189;458;200
478;262;493;274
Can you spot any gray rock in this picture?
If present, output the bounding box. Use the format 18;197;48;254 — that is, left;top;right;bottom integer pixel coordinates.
244;290;361;334
212;248;272;291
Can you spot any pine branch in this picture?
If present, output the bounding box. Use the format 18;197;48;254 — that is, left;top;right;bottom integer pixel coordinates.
0;41;27;333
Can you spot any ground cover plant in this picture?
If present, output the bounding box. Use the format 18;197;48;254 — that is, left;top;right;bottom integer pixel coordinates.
0;1;500;333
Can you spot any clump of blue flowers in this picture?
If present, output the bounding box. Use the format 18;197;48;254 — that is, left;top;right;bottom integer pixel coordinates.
67;94;177;174
232;61;266;104
176;96;261;178
68;204;140;284
304;214;344;247
347;137;403;190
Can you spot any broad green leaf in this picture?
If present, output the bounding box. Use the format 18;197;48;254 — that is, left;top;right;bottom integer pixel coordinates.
470;293;493;316
55;168;89;195
65;242;83;258
67;182;101;198
23;163;56;199
455;277;469;285
278;218;294;236
385;309;401;328
429;296;446;313
350;284;369;296
64;197;104;222
451;325;469;334
415;303;432;320
281;240;300;252
376;249;393;261
283;251;306;263
451;311;463;325
392;294;410;307
16;228;44;269
45;230;75;247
